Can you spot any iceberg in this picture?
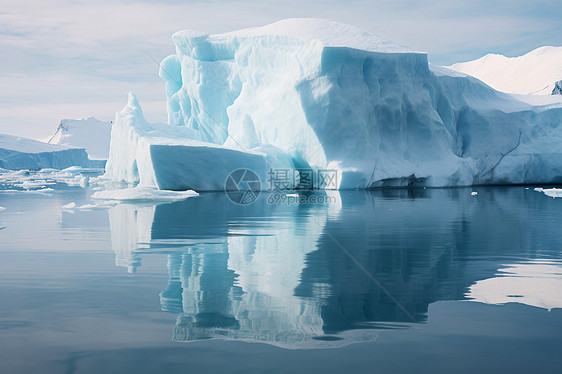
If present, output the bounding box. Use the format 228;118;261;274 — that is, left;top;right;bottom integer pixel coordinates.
105;18;562;190
0;133;90;170
104;93;296;190
48;117;112;163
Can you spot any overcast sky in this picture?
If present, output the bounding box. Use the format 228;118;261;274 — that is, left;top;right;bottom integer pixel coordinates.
1;0;561;140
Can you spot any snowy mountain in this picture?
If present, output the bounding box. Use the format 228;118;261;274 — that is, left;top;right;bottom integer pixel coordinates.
449;46;562;95
48;117;112;160
105;19;562;190
0;133;90;170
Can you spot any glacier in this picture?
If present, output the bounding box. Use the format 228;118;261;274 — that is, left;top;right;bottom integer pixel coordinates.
449;46;562;95
48;117;113;162
105;18;562;190
0;133;90;170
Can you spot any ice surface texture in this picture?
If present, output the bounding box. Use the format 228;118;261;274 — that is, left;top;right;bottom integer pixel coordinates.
106;19;562;190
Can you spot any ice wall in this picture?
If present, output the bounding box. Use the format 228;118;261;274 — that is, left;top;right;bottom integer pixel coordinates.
0;133;90;170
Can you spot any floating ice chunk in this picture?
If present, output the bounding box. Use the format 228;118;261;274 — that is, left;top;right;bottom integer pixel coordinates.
471;191;478;196
0;206;5;212
61;202;76;209
534;187;562;198
62;202;116;211
91;187;198;202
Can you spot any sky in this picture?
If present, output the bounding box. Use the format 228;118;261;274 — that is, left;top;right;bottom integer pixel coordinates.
1;0;561;140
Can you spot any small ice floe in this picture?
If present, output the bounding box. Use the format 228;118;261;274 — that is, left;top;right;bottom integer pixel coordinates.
534;187;562;199
91;187;199;202
0;206;5;212
471;191;478;196
62;202;117;211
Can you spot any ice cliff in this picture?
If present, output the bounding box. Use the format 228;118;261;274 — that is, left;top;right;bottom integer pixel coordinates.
105;18;562;190
0;133;90;170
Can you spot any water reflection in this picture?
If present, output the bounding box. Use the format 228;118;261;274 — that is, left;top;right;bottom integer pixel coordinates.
106;188;562;348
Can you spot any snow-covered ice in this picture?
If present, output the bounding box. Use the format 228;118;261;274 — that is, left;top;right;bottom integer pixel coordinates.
450;46;562;95
91;186;198;202
0;133;90;170
48;117;112;161
104;18;562;190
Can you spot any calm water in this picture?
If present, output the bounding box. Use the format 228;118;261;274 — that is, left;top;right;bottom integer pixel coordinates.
1;185;562;373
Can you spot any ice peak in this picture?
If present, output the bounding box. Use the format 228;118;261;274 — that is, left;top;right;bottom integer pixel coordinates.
127;92;141;110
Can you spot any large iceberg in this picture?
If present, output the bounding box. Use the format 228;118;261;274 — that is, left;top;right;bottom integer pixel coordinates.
0;133;90;170
105;18;562;190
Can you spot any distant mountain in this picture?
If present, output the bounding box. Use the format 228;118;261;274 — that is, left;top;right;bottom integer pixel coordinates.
449;46;562;95
48;117;112;160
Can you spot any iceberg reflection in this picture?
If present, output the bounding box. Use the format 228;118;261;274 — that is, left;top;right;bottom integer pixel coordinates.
107;188;562;348
467;260;562;311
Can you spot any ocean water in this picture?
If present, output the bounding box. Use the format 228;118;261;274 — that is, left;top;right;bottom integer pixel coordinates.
1;185;562;373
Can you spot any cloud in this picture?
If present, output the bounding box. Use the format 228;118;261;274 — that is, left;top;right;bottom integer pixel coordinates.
1;0;561;139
